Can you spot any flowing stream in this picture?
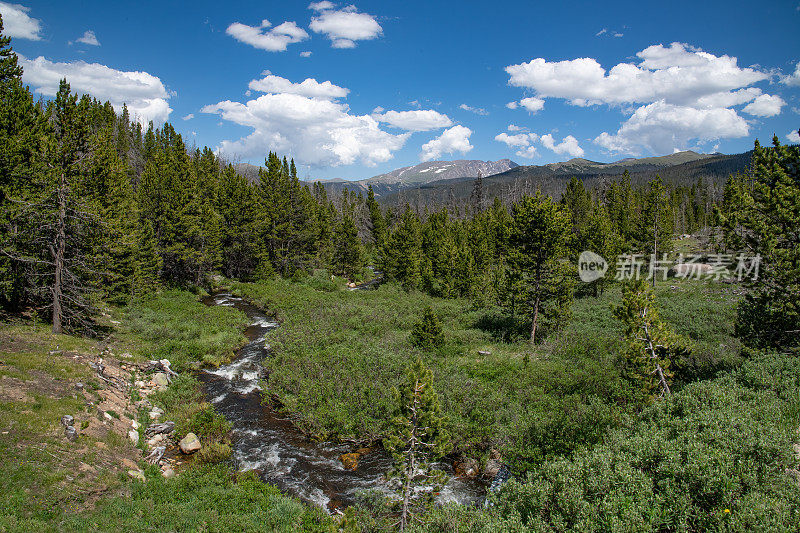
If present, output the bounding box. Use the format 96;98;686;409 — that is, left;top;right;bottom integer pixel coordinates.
200;291;486;512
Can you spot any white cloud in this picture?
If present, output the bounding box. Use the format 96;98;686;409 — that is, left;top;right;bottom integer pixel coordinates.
248;73;349;99
788;129;800;143
505;101;518;109
19;55;172;126
495;131;539;158
495;132;535;148
202;80;408;168
495;130;583;158
506;43;767;107
506;42;779;154
420;125;472;161
594;101;748;154
309;4;382;48
507;124;524;132
226;19;308;52
76;30;99;46
518;96;544;114
308;1;335;10
373;109;452;131
459;103;488;116
0;1;41;40
300;51;312;57
595;28;607;36
742;93;785;117
182;113;194;121
541;134;584;157
781;62;800;86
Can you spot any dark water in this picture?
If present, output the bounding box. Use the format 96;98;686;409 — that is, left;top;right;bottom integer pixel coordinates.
200;291;486;512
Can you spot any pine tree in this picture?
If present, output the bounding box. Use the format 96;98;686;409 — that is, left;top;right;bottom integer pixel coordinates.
640;176;674;286
508;193;573;344
385;358;449;531
583;204;622;297
383;205;423;291
410;306;444;351
613;279;687;400
132;218;161;298
332;209;363;279
718;137;800;353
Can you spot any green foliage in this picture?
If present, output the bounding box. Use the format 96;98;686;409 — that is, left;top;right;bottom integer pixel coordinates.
491;352;800;531
385;358;449;529
613;279;689;401
410;306;444;351
507;192;573;343
719;137;800;353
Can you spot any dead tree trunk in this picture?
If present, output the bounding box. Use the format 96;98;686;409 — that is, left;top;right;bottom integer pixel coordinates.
51;172;66;334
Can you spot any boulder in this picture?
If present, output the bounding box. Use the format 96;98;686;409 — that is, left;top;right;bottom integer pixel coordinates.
162;468;176;479
179;432;201;454
454;457;479;477
340;452;360;470
152;373;169;389
128;429;140;446
60;415;74;427
127;469;145;482
149;407;164;420
485;458;502;478
64;425;79;442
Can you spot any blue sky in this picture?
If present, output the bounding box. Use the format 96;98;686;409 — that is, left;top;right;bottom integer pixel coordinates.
2;0;799;181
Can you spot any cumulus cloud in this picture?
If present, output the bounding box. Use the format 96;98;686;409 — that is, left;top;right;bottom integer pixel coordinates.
420;125;472;161
541;134;584;157
226;19;308;52
507;124;524;132
594;101;748;154
506;43;768;107
459;103;488;116
781;62;800;87
76;30;100;46
0;1;41;40
202;76;408;167
518;96;544;114
19;55;171;126
505;101;518;109
373;109;452;131
308;4;382;48
248;72;349;99
742;93;785;117
506;42;781;154
788;129;800;143
495;130;583;158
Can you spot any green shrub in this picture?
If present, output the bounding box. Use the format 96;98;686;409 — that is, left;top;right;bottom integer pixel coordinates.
411;307;444;351
491;352;800;531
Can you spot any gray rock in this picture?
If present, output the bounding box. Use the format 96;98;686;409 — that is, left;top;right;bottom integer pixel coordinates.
485;458;502;478
74;382;84;390
179;432;201;454
64;425;79;442
128;429;140;446
152;373;169;388
162;467;176;479
127;469;145;482
61;415;74;427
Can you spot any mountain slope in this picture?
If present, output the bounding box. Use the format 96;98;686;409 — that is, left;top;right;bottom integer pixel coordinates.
317;159;518;197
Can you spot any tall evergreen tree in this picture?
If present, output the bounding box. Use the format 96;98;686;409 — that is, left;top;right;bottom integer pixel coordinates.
508;193;572;344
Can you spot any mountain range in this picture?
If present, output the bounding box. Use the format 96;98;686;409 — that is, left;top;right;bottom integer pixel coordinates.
234;150;751;205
